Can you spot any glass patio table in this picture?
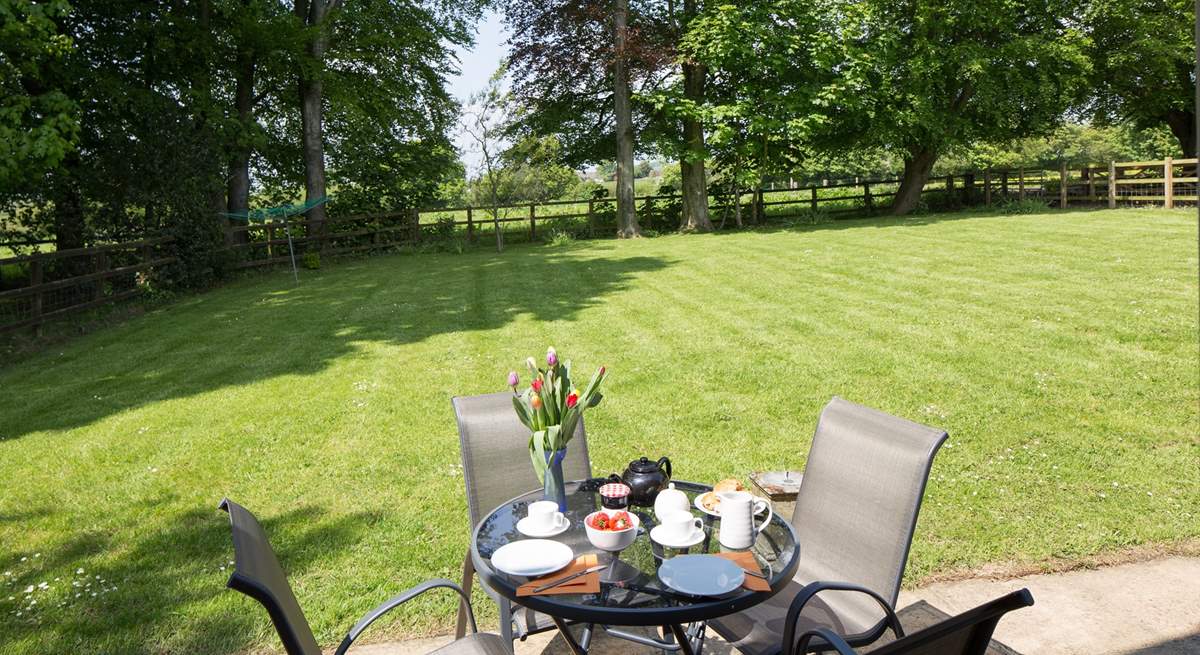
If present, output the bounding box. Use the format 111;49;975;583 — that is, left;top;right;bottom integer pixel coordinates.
470;479;800;655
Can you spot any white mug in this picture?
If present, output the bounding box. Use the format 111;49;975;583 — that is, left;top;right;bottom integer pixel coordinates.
716;490;773;550
658;510;703;542
528;500;566;532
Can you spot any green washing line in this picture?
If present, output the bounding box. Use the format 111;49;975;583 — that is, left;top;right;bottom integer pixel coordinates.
220;197;330;283
219;196;329;222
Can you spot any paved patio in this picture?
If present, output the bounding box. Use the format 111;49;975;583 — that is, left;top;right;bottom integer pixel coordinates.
348;556;1200;655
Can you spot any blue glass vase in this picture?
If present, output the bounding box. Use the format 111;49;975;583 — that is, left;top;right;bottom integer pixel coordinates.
543;448;568;512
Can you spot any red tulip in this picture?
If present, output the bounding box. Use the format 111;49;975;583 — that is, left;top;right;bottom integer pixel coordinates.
566;393;578;408
531;378;543;392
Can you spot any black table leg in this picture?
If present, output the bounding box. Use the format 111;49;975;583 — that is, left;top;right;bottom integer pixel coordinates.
551;615;588;655
668;623;697;655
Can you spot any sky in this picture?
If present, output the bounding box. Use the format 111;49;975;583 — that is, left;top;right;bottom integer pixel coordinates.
448;11;509;172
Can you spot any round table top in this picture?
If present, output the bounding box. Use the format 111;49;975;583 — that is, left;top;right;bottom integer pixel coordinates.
470;479;800;626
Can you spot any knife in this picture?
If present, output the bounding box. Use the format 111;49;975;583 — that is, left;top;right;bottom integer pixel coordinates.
532;564;608;593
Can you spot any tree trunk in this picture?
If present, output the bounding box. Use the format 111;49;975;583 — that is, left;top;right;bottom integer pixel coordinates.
892;148;938;215
1165;109;1197;159
679;69;711;231
296;0;334;244
52;159;86;252
613;0;640;238
227;45;256;244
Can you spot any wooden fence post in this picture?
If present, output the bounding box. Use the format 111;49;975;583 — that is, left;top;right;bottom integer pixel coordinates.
1087;167;1096;201
1059;161;1068;208
529;203;536;240
587;198;595;237
1164;157;1174;209
863;181;873;213
267;224;275;258
29;256;43;337
984;169;992;205
1108;161;1117;208
94;252;107;301
946;175;954;204
466;206;475;243
412;208;421;242
964;172;975;204
810;186;817;211
1018;167;1025;200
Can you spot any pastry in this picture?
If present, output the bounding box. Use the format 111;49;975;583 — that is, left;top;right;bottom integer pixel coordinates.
713;478;743;493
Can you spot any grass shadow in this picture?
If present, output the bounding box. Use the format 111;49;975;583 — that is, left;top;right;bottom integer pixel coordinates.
0;247;673;440
1;502;370;655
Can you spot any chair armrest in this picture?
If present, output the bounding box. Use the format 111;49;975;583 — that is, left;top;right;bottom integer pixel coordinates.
782;581;903;655
333;578;477;655
795;627;859;655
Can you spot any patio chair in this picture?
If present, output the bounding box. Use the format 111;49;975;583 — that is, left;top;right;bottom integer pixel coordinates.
219;499;507;655
710;396;948;655
785;588;1034;655
451;392;592;646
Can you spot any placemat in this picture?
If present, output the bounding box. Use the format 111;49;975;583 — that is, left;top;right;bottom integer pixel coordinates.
516;554;600;597
714;551;771;592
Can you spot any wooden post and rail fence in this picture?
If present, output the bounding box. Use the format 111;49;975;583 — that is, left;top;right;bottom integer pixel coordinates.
1;156;1193;336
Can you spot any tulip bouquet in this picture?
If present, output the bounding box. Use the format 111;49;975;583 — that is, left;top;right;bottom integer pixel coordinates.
508;347;607;487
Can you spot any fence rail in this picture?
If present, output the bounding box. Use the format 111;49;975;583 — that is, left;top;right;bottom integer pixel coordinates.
2;157;1191;336
0;236;175;335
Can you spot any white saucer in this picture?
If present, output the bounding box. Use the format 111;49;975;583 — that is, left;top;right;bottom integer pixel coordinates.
516;516;570;538
650;525;705;549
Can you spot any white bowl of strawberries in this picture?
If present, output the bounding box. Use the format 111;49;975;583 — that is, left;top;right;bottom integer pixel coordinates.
584;509;640;552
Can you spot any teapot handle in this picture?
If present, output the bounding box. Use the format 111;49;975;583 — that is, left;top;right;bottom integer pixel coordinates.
657;456;672;479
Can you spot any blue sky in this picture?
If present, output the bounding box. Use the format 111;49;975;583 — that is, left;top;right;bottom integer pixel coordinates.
448;11;508;171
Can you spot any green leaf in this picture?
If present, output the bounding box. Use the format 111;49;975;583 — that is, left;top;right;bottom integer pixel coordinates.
529;430;548;484
511;394;533;430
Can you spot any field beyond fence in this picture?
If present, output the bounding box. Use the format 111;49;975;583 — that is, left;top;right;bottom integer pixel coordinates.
0;157;1194;336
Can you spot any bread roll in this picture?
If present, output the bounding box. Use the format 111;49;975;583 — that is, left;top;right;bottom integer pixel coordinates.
713;478;745;493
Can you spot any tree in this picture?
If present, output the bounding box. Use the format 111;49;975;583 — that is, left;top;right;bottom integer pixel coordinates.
1085;0;1196;156
0;0;78;192
677;0;712;231
462;69;510;252
613;0;641;237
828;0;1089;214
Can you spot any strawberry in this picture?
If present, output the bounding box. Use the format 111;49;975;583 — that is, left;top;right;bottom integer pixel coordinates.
611;511;631;530
590;513;610;530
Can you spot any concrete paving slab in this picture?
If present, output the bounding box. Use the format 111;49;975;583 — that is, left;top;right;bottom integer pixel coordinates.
344;556;1200;655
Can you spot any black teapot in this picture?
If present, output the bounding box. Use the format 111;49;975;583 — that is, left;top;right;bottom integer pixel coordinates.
621;456;672;506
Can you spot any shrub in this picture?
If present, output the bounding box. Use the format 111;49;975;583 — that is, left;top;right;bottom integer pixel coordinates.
998;198;1050;215
301;251;321;269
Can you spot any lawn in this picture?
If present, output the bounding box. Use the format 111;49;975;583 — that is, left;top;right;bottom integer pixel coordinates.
0;207;1196;654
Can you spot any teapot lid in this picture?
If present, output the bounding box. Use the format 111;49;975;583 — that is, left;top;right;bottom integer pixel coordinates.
629;457;660;473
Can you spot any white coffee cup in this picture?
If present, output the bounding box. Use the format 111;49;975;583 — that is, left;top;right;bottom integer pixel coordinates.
528;500;566;532
716;490;773;550
658;510;703;543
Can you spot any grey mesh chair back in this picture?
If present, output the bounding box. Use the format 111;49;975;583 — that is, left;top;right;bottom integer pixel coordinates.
219;499;321;655
452;392;592;527
791;589;1034;655
791;397;947;629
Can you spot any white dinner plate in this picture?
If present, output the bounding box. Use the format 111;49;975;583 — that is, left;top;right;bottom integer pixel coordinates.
650;525;705;549
694;492;769;518
490;539;574;577
658;554;745;596
517;516;571;538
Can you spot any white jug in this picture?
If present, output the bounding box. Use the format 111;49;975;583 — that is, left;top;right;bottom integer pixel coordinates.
716;490;773;550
